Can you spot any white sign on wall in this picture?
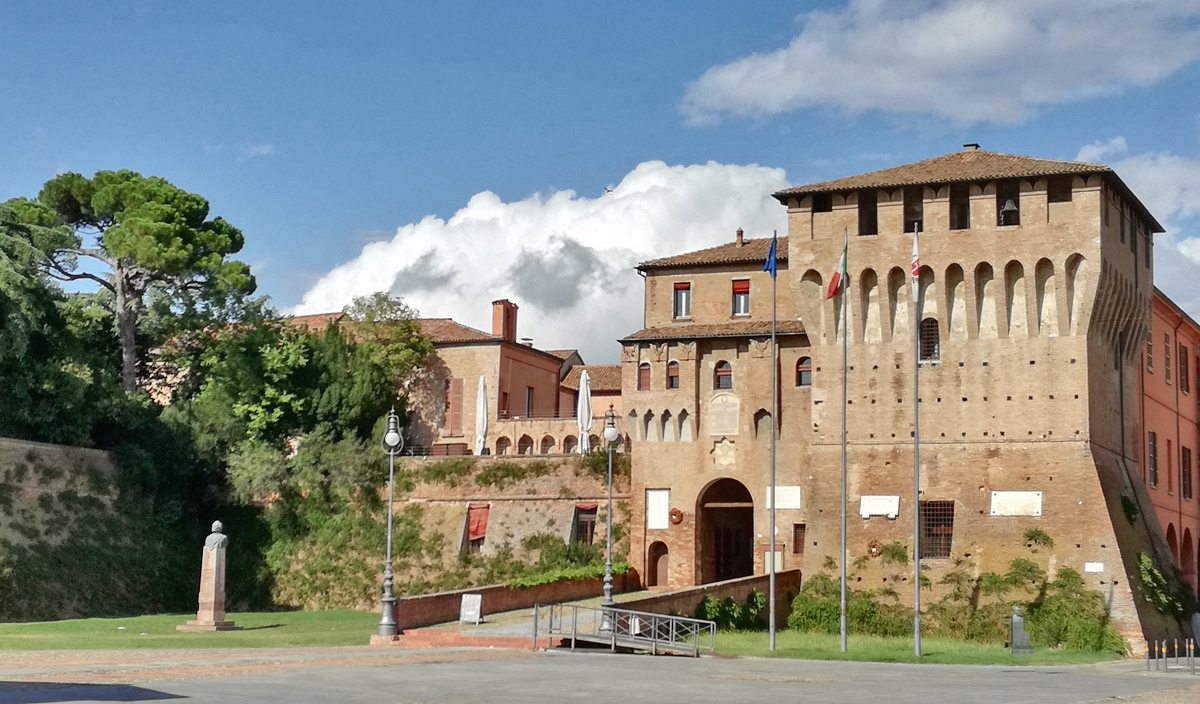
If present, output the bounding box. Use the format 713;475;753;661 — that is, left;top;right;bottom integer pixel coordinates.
766;486;802;510
708;394;740;436
646;489;670;530
859;495;900;519
990;491;1043;517
1084;562;1104;574
763;550;783;572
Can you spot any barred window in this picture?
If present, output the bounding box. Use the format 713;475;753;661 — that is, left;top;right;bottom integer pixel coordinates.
793;523;806;555
1182;447;1193;501
1181;346;1190;393
919;318;940;362
920;501;955;559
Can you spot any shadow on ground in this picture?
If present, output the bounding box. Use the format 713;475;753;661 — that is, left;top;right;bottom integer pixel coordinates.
0;682;184;703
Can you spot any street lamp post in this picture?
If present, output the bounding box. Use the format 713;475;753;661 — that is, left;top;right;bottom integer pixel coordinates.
601;405;621;610
377;408;404;637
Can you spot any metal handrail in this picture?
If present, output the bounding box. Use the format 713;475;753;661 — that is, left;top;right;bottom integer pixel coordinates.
533;603;716;656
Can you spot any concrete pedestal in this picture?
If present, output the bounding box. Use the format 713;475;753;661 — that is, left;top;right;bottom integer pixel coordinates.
177;543;242;632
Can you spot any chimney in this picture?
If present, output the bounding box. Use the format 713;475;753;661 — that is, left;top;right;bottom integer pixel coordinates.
492;299;518;342
963;143;980;151
735;227;744;247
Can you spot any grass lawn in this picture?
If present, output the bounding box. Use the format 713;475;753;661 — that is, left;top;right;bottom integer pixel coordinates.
0;610;380;650
715;631;1125;666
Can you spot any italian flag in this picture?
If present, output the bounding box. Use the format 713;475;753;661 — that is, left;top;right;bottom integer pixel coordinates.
825;245;847;300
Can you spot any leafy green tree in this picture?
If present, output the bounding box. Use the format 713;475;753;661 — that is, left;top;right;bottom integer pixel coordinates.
4;170;256;391
342;292;433;387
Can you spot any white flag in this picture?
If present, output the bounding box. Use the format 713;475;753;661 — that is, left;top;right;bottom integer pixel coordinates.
910;231;920;300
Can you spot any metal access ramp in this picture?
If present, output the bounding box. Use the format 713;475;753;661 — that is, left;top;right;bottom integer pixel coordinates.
533;603;716;656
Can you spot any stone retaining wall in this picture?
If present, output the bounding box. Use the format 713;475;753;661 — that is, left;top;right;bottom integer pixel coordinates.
621;570;802;629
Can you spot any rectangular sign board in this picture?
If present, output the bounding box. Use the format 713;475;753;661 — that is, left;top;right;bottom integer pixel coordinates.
859;495;900;519
765;486;802;510
646;489;670;530
990;491;1043;517
459;593;482;624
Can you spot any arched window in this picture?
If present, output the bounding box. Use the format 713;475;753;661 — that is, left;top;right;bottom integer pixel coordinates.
796;357;812;386
637;363;651;390
540;435;556;454
562;435;578;454
517;434;534;455
667;361;680;389
495;437;511;455
714;361;732;389
919;318;940;362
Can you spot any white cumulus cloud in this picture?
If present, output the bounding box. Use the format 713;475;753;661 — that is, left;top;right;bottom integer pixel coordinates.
292;161;790;362
239;143;275;161
683;0;1200;125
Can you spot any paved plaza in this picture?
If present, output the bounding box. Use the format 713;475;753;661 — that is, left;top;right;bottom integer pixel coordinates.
1;646;1199;704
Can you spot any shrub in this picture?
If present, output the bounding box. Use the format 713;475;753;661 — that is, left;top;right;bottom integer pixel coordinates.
696;590;767;631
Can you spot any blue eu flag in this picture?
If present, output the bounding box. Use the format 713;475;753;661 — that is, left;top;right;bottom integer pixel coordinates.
763;236;777;278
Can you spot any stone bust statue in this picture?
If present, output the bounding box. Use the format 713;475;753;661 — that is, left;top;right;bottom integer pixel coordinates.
204;520;229;550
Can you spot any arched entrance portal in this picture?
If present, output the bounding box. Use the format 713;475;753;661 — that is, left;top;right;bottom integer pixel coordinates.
647;541;669;587
698;478;754;583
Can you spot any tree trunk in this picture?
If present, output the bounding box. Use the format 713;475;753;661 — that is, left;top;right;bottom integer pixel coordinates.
113;264;141;393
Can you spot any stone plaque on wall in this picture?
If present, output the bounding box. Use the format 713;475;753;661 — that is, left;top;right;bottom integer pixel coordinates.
990;491;1043;517
708;393;739;436
766;486;802;510
859;495;900;519
646;489;670;530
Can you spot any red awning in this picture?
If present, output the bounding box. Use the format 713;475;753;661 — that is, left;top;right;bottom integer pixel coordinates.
732;279;750;294
467;504;489;541
575;502;598;511
673;282;690;290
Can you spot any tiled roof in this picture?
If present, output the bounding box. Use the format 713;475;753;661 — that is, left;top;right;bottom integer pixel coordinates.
620;319;806;342
288;312;347;332
417;318;497;344
561;364;622;393
545;349;581;361
638;236;787;271
774;149;1107;197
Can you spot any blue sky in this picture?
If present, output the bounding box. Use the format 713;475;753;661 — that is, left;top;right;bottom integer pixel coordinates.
5;1;1200;361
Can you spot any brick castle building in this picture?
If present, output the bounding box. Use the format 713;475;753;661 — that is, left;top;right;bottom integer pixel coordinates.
622;146;1187;644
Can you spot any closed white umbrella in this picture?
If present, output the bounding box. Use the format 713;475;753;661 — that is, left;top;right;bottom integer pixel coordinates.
576;370;592;454
474;376;488;455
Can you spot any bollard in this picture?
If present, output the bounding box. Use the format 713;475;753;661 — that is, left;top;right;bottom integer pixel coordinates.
531;604;540;651
1156;640;1161;671
1175;639;1179;669
1146;643;1151;671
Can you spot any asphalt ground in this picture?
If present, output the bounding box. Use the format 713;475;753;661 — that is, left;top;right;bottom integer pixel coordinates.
1;646;1199;704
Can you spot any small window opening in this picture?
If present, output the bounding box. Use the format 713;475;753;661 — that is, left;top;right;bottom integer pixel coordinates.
1182;346;1190;394
667;361;680;389
792;524;806;555
997;181;1020;226
903;187;924;234
672;282;691;319
1047;177;1072;203
714;361;733;390
919;317;940;362
919;501;955;559
858;189;878;235
796;357;812;387
637;363;651;391
1182;447;1193;500
1149;430;1159;488
1166;333;1172;384
949;183;970;230
572;506;598;545
1147;340;1154;372
525;386;534;416
812;193;833;213
732;279;750;316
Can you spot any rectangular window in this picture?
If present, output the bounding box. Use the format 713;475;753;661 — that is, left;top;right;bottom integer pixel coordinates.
672;282;691;319
667;362;680;389
646;489;670;530
572;504;598;545
637;364;650;390
949;184;970;230
1047;177;1073;203
996;180;1020;226
858;189;878;236
1169;439;1175;494
1166;334;1172;384
919;501;955;559
904;187;924;234
1183;447;1193;500
1149;431;1159;488
812;193;833;213
792;523;806;555
466;503;489;553
525;386;534;416
732;279;750;316
1147;340;1154;372
1182;346;1190;393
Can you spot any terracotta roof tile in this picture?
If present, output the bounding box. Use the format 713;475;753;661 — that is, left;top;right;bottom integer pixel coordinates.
417;318;497;344
561;364;622;392
620;319;806;342
774;149;1107;197
288;312;347;332
545;349;581;361
638;236;787;270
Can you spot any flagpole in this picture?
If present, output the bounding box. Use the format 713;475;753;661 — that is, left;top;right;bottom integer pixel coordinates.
912;223;922;657
839;227;848;654
768;230;778;652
